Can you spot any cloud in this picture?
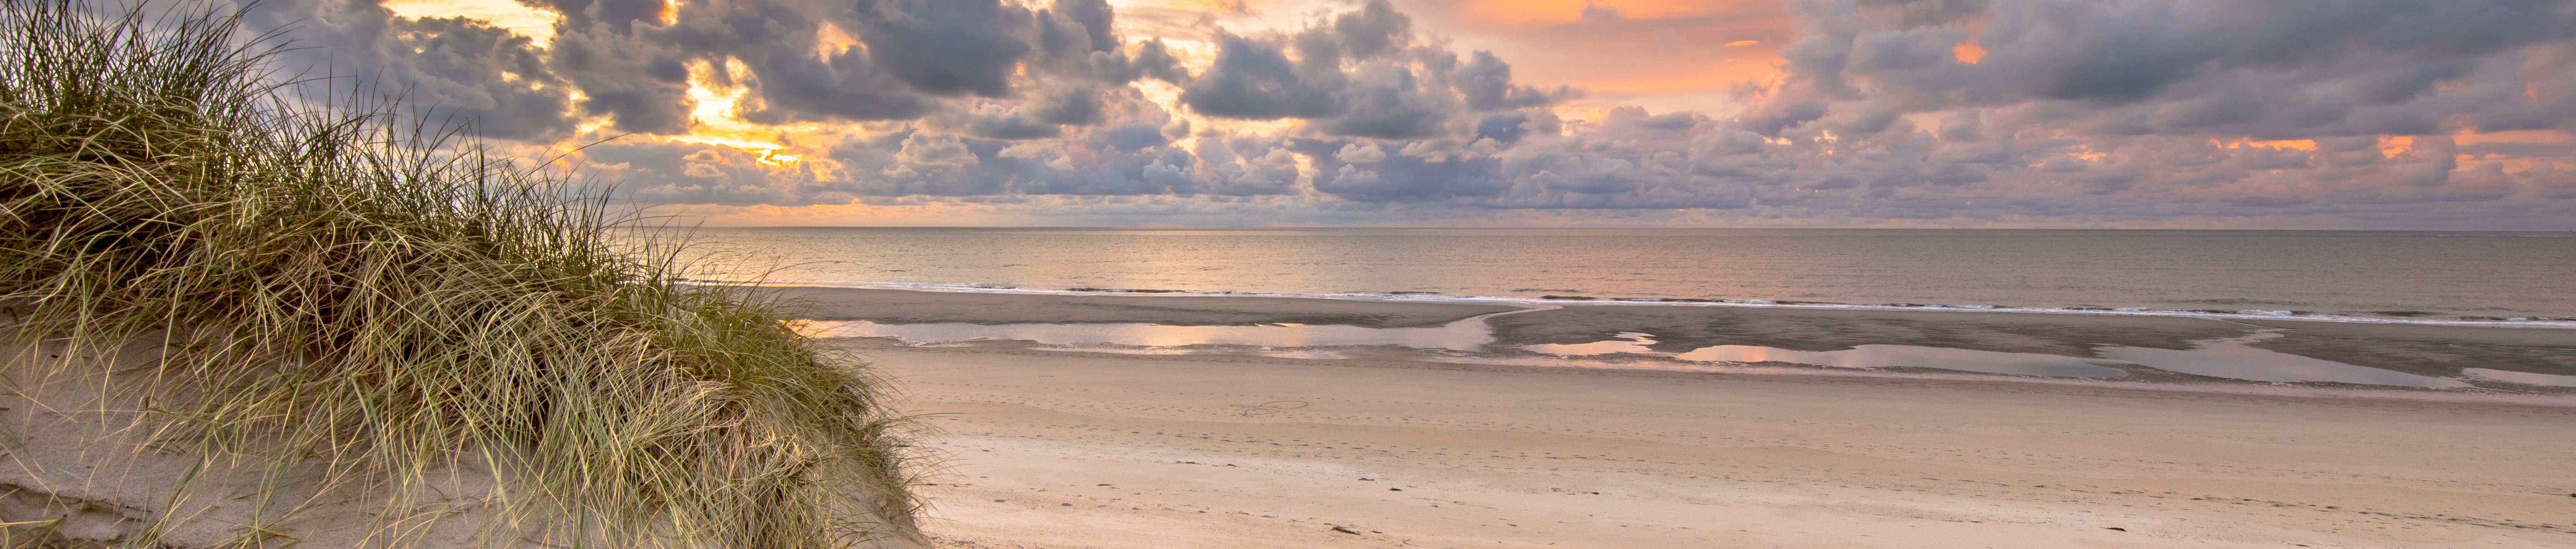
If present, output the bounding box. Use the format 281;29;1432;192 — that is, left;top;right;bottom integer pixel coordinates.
850;0;1031;97
243;0;576;140
1456;51;1572;111
1178;32;1338;119
587;141;849;206
1178;0;1571;133
1759;0;2576;137
257;0;2576;227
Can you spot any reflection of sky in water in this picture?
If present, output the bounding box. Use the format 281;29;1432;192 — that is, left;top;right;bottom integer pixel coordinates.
805;319;1493;351
1525;333;2129;378
2093;332;2466;388
1521;332;1659;355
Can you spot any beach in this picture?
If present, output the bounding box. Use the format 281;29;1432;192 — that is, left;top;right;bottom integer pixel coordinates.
796;287;2576;548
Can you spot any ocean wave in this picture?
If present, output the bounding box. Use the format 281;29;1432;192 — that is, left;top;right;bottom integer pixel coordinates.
686;279;2576;329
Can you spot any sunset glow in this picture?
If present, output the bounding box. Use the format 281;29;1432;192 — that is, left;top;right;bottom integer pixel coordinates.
261;0;2576;229
1462;0;1750;23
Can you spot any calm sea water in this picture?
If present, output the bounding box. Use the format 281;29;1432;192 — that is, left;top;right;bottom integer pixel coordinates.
660;227;2576;321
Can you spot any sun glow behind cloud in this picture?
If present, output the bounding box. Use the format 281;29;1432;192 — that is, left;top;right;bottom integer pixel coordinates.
671;60;812;167
381;0;559;45
1462;0;1743;23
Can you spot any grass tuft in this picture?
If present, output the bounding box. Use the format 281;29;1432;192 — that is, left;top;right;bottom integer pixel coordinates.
0;1;916;547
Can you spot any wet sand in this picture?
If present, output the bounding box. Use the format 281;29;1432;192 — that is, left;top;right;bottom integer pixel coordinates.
868;343;2576;549
789;287;2576;382
1485;305;2576;380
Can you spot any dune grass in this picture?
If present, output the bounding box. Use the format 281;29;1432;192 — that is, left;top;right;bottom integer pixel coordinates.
0;1;916;546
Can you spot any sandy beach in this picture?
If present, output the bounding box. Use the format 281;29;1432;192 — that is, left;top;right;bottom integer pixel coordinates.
792;288;2576;548
872;344;2576;548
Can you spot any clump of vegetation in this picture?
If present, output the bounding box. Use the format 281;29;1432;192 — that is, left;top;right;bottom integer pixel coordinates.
1539;295;1598;301
0;1;915;547
2371;310;2438;317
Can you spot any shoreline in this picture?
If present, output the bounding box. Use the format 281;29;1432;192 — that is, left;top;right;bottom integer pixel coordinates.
857;341;2576;408
783;286;2576;396
727;281;2576;329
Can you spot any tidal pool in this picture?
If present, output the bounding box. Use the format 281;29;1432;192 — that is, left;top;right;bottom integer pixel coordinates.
1523;333;2130;378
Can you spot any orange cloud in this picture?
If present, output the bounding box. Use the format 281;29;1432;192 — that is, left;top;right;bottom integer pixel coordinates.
2376;135;2413;158
2215;138;2319;151
2452;129;2575;146
1952;41;1986;64
381;0;559;44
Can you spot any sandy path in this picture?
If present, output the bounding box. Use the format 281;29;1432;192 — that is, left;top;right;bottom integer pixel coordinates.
860;344;2576;549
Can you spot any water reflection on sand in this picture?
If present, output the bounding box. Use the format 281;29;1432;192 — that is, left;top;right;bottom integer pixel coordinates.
1522;332;2129;378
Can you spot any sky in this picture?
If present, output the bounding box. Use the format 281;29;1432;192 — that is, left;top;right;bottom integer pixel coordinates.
235;0;2576;228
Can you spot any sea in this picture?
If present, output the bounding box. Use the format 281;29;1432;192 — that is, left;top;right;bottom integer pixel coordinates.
660;227;2576;323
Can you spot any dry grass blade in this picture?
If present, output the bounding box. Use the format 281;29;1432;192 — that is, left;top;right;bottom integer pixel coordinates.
0;1;919;547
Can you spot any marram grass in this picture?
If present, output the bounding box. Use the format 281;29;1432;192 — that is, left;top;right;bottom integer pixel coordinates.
0;1;916;547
